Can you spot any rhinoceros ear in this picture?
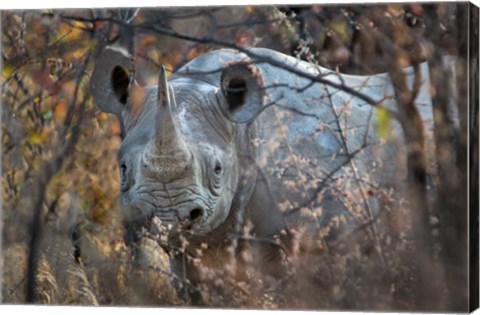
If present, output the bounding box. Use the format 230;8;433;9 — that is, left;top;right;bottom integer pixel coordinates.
220;60;265;124
91;45;135;115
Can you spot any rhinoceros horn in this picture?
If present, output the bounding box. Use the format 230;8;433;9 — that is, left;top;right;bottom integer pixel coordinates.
147;66;190;168
155;66;177;150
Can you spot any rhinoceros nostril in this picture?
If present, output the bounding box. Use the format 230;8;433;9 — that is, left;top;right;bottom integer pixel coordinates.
189;208;203;221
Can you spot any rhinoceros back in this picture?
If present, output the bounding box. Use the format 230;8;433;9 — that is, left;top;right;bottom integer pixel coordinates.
171;48;434;241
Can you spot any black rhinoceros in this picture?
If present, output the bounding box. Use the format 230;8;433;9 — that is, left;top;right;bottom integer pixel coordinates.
90;46;433;302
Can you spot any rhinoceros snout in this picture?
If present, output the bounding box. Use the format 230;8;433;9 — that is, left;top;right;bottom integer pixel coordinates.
176;206;204;230
151;205;205;231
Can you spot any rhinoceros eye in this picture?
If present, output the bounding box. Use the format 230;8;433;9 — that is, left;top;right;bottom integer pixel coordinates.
210;160;223;194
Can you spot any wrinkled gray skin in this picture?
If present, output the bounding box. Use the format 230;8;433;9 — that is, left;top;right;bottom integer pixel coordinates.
91;46;433;303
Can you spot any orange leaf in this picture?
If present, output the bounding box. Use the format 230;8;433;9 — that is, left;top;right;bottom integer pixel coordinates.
140;34;157;47
130;85;146;117
54;101;66;122
109;117;121;137
235;30;254;47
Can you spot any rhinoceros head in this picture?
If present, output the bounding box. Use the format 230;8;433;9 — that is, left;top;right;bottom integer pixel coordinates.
91;46;265;246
